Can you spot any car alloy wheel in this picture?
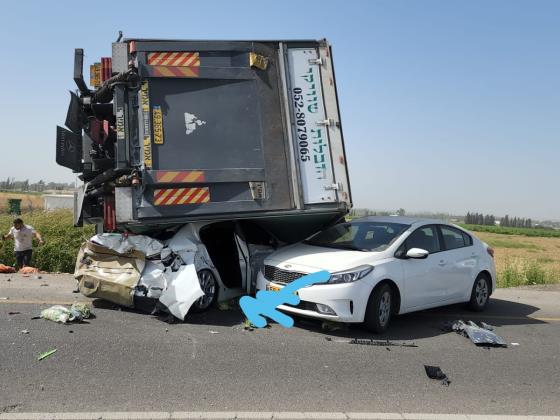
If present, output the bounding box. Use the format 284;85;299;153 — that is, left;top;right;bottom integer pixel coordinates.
194;270;217;311
475;277;488;306
378;291;391;327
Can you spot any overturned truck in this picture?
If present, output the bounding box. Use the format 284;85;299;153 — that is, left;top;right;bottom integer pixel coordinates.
56;37;352;318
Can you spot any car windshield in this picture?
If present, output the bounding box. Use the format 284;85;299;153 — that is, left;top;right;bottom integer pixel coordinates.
304;221;410;252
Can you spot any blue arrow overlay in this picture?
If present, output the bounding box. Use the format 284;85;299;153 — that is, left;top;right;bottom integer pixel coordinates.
239;270;331;328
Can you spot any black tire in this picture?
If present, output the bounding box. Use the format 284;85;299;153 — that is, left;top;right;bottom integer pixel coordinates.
468;273;490;312
190;269;218;313
363;283;393;334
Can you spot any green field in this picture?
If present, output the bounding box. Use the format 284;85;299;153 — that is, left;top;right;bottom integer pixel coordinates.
0;210;94;273
459;224;560;238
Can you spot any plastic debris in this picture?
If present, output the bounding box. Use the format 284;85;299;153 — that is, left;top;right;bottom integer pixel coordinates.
350;338;418;347
511;342;520;346
37;349;57;361
20;329;29;334
40;303;92;324
0;297;9;300
209;330;220;334
446;320;507;348
424;365;451;386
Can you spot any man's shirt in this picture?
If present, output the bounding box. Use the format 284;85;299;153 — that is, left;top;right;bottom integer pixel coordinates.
8;225;35;251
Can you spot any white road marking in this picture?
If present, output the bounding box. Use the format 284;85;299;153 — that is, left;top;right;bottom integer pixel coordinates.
0;413;558;420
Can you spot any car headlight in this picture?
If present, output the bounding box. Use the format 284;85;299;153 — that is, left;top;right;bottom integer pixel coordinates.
327;265;373;284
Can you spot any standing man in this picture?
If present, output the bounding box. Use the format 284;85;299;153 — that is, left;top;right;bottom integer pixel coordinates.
2;218;44;269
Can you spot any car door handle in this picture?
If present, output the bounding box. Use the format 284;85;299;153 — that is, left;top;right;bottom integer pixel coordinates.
438;260;447;266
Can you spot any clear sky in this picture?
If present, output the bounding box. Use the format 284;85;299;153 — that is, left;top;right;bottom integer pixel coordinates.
0;0;558;220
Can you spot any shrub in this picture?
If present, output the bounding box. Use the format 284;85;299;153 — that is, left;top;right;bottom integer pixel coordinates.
0;210;94;273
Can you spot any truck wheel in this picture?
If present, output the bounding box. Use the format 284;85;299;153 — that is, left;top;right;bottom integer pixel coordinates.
191;269;218;313
363;283;392;334
468;273;490;312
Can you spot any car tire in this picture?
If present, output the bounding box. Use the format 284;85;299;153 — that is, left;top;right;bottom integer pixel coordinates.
363;283;393;334
468;273;490;312
190;269;218;313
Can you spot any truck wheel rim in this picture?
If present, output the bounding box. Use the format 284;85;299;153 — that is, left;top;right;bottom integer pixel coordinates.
378;291;391;326
475;279;488;306
197;271;216;309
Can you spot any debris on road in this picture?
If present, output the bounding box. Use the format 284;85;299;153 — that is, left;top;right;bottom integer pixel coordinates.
0;264;16;273
0;297;9;300
8;311;21;315
511;342;520;346
40;284;49;287
350;338;418;348
424;365;451;386
480;321;495;331
37;349;57;361
243;319;255;331
19;267;40;275
75;231;209;321
40;303;92;324
443;320;507;348
20;329;29;334
321;321;346;332
209;330;220;334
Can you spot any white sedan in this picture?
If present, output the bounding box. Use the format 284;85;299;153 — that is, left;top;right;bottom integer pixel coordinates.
256;216;496;333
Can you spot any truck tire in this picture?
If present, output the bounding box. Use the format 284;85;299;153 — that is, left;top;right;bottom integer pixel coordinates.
363;283;393;334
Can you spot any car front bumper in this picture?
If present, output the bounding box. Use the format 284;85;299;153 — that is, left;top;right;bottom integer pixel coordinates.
256;271;372;323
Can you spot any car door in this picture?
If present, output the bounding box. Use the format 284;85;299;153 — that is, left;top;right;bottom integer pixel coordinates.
400;225;448;309
437;225;478;300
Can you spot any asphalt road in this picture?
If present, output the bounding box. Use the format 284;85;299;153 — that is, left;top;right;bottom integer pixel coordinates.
1;274;559;418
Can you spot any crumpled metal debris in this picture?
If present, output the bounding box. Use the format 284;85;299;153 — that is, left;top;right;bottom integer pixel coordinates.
91;233;164;257
442;319;507;348
158;265;204;320
350;338;418;348
424;365;451;386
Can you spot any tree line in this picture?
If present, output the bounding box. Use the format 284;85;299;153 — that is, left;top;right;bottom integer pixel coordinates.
465;212;532;228
0;178;75;192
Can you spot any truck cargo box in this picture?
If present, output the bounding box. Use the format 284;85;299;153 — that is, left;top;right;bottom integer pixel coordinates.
57;38;352;240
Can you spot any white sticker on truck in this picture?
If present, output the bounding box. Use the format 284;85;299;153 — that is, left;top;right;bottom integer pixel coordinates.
287;48;336;204
184;112;206;135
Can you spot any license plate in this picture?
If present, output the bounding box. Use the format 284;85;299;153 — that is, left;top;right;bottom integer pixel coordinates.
266;283;298;296
266;284;282;292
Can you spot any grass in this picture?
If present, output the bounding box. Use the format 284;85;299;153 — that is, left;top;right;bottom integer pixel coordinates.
0;210;94;273
459;223;560;238
470;231;560;288
483;237;542;250
499;258;558;287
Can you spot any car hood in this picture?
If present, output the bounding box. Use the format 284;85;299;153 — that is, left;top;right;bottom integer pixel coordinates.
265;243;390;273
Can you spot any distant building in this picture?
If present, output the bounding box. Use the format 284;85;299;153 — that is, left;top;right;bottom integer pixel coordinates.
43;194;73;211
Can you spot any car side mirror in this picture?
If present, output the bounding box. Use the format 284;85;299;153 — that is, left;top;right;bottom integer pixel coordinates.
406;248;429;259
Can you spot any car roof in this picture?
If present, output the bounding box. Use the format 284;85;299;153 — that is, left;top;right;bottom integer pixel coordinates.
349;215;445;226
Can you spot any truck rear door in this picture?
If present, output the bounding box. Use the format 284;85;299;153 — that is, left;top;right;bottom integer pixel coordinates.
133;41;294;220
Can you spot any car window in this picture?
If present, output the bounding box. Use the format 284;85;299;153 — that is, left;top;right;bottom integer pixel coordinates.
305;221;410;252
405;226;440;254
440;225;470;250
